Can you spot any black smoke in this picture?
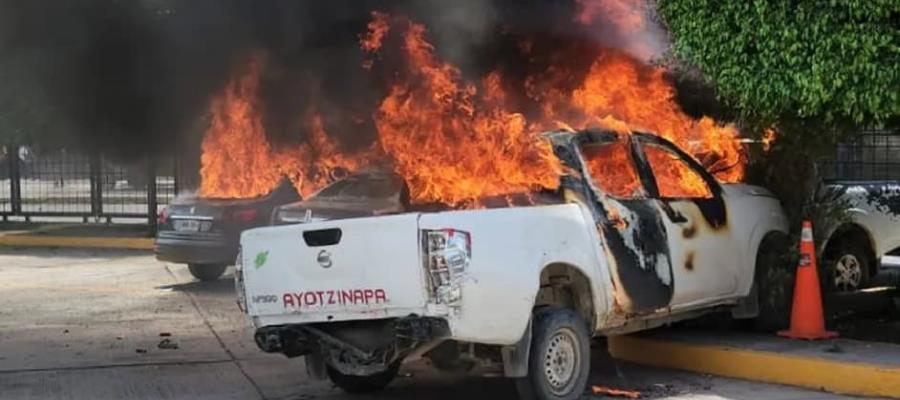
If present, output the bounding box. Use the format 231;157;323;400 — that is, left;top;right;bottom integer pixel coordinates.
0;0;681;159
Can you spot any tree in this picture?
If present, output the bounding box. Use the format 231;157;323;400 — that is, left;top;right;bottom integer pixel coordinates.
658;0;898;127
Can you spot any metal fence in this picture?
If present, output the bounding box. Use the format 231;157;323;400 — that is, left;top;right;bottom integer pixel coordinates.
1;145;179;229
820;130;900;181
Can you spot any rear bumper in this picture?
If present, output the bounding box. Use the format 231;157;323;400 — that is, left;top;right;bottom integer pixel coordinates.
154;233;237;265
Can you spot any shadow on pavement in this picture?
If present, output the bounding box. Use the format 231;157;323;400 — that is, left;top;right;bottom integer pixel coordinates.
155;274;235;295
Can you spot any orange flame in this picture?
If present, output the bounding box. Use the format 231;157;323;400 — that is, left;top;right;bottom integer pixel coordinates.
576;0;645;32
365;14;744;205
202;9;746;205
372;19;562;206
199;56;283;199
200;57;374;199
762;127;777;152
557;51;746;183
582;140;642;198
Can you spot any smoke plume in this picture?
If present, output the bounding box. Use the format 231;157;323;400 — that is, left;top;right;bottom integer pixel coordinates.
0;0;675;159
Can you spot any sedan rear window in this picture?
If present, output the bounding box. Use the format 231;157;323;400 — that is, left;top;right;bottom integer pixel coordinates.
315;176;401;199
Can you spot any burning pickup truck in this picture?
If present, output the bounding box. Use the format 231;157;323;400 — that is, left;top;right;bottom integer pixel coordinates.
235;130;789;399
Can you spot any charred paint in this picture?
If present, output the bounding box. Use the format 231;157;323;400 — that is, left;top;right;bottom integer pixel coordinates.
682;222;697;239
864;184;900;216
552;131;674;314
691;196;728;229
684;251;695;271
598;202;674;311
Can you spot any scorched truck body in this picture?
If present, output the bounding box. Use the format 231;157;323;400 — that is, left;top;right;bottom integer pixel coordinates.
235;130;790;400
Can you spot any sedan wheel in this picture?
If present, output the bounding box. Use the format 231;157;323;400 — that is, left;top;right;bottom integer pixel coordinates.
188;263;227;281
832;254;863;292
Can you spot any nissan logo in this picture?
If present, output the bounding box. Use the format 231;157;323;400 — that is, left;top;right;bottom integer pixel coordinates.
317;249;333;269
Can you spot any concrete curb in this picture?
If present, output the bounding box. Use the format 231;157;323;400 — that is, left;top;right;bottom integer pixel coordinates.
609;335;900;399
0;235;154;250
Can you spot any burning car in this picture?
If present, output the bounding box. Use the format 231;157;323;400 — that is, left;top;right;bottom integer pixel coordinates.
155;179;301;281
272;170;409;225
235;130;789;399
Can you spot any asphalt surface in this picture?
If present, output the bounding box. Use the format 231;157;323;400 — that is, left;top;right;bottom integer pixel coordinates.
0;248;865;400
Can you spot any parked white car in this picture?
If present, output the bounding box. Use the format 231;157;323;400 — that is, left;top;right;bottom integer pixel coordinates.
820;181;900;291
235;130;789;400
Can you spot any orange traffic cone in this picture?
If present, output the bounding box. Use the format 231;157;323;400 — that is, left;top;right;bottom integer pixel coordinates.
778;221;838;340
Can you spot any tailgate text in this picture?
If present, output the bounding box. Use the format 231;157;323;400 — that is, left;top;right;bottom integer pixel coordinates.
283;289;388;308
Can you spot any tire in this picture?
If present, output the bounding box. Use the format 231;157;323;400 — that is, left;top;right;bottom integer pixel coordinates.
515;308;591;400
823;241;870;292
752;233;794;332
326;363;399;394
187;263;227;281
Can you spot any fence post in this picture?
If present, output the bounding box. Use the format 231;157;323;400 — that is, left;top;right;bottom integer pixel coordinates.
89;152;102;220
8;145;21;214
172;156;180;196
147;157;158;235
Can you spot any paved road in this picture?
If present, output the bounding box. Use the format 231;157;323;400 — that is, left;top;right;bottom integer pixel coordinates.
0;248;858;400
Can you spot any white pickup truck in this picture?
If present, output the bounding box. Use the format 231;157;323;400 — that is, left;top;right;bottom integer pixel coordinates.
820;181;900;291
235;130;789;400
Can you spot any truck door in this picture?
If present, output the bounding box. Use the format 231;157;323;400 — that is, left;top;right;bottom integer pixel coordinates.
574;133;674;315
633;136;739;305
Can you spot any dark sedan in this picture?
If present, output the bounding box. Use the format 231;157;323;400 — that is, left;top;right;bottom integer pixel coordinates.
271;170;409;226
155;179;301;281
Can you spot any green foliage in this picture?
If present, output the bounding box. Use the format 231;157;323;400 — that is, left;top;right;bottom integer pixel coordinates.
659;0;899;126
744;119;852;241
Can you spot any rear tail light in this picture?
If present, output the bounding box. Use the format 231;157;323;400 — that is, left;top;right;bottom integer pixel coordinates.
228;208;259;223
157;207;168;226
423;229;471;306
234;247;247;313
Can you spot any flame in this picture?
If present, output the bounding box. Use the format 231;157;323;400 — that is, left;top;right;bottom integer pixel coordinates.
576;0;645;32
581;140;642;198
201;57;373;199
643;144;713;198
762;128;777;152
532;50;745;184
371;19;562;206
365;14;744;205
201;8;746;205
360;11;390;70
199;56;283;199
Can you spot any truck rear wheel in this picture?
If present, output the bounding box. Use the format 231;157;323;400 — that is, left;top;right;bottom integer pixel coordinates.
515;308;590;400
326;363;399;394
187;263;227;281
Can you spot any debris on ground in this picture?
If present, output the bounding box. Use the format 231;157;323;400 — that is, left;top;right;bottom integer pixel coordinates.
135;348;147;354
591;385;641;398
157;338;179;350
159;332;171;337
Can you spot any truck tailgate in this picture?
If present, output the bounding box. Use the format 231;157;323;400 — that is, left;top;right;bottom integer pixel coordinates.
239;213;427;321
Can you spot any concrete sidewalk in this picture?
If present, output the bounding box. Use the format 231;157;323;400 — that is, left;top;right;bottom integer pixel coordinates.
0;248;868;400
610;329;900;398
0;223;154;250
